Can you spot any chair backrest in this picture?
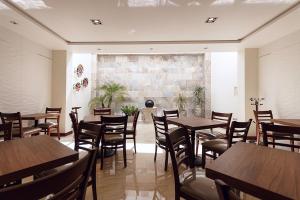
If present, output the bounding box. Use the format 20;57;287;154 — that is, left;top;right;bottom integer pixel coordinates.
151;114;168;139
132;111;140;132
101;115;128;140
262;123;300;151
0;150;97;200
94;108;111;116
211;111;233;136
253;110;273;133
165;127;193;192
0;122;12;141
70;111;79;133
163;110;179;118
215;179;241;200
45;107;62;123
76;121;103;152
0;112;22;138
227;119;252;148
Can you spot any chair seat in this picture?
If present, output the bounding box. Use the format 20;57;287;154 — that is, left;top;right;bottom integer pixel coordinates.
196;129;227;140
180;174;219;200
12;127;41;137
104;134;123;144
157;136;166;145
203;139;228;154
126;129;135;135
37;122;57;129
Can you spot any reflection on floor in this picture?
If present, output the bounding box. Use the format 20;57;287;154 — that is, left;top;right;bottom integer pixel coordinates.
61;122;257;200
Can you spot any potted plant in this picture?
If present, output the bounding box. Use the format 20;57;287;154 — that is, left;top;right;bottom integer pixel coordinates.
193;86;205;117
89;82;127;111
175;93;187;116
121;105;139;122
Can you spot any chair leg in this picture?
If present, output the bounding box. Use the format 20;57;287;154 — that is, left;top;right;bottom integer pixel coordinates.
154;144;157;162
57;126;60;140
196;137;199;156
202;146;206;168
134;136;137;154
123;143;127;168
164;149;168;171
100;147;104;170
91;165;97;200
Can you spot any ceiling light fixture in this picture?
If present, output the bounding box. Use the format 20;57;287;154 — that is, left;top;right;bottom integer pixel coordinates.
97;48;102;51
90;19;102;25
206;17;217;23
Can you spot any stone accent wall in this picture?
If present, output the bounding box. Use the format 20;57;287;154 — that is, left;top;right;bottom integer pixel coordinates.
93;54;211;116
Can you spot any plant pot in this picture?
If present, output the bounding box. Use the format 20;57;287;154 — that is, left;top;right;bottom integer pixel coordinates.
128;115;134;123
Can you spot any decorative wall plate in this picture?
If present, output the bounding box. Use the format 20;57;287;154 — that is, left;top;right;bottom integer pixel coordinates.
82;77;89;87
73;82;81;91
75;64;84;77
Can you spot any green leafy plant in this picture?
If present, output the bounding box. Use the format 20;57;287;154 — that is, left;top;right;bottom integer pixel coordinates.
193;86;205;107
121;105;139;116
175;93;187;112
89;82;127;110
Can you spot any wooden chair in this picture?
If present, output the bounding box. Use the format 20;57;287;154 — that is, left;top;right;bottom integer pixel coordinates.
163;109;179;118
0;112;41;138
165;127;219;200
215;179;241;200
37;113;103;200
37;107;62;140
126;111;140;153
100;115;128;169
152;114;170;171
196;111;232;155
0;122;12;141
94;108;111;116
0;150;97;200
202;120;252;168
262;123;300;152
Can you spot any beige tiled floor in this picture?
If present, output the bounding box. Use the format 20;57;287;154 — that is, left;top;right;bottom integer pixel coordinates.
61;122;257;200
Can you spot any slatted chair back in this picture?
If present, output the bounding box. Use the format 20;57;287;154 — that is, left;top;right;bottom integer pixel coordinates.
253;110;273;132
165;127;193;193
0;122;12;141
0;150;97;200
94;108;111;116
77;121;103;152
262;123;300;151
211;111;233;136
0;112;22;138
228;119;252;148
163;110;179;118
152;114;168;139
45;107;61;122
132;111;140;132
101;115;128;140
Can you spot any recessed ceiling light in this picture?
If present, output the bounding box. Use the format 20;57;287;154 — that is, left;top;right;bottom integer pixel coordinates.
204;47;208;50
97;48;102;51
90;19;102;25
149;48;153;51
10;20;18;25
206;17;217;23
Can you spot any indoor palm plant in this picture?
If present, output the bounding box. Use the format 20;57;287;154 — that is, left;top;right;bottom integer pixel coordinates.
175;93;187;116
89;82;127;111
193;86;205;117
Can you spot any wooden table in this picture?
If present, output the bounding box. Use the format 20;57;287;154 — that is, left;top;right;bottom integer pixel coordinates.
206;142;300;200
272;119;300;127
167;117;228;155
0;135;78;185
22;113;59;126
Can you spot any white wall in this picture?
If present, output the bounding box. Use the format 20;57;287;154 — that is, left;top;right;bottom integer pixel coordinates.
0;25;52;114
211;52;238;120
258;30;300;118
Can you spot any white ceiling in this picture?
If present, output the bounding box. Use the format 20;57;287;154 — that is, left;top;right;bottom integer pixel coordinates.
0;0;300;53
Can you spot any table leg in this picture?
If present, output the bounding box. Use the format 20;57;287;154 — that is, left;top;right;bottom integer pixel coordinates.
191;129;202;167
34;120;39;127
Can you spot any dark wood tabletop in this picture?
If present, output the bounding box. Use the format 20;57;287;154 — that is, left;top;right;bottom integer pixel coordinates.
167;117;228;131
0;135;78;185
206;142;300;200
21;113;59;120
272;119;300;127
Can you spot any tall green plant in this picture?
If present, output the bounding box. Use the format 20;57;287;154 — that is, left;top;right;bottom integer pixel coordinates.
89;95;106;109
193;86;205;107
95;82;127;108
175;93;187;112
